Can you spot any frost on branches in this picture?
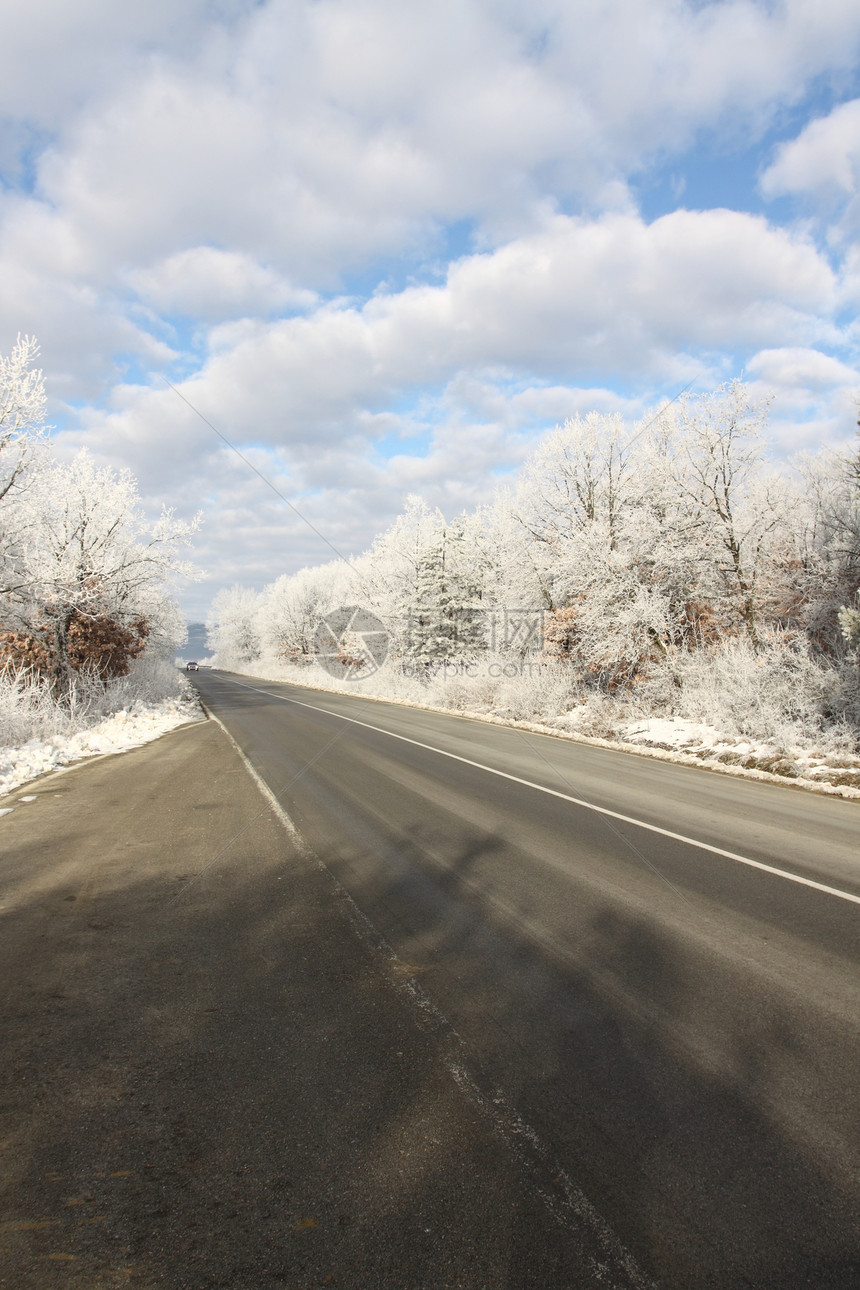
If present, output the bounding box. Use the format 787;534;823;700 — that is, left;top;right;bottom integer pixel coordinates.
0;337;199;746
208;380;860;764
2;453;197;698
0;335;47;505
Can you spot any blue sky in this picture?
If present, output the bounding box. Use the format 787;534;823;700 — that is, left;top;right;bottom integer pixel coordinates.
1;0;859;617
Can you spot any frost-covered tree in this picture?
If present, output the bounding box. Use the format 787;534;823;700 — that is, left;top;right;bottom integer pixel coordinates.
513;412;640;630
512;410;689;679
206;585;262;664
405;517;487;666
473;494;554;662
202;379;860;748
1;452;197;695
505;389;799;682
666;381;788;646
766;443;860;653
515;412;633;557
0;336;50;605
0;335;47;506
828;434;860;591
257;561;357;661
360;496;447;655
839;597;860;650
0;336;200;734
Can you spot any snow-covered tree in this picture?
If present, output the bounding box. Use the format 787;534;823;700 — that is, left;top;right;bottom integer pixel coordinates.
404;517;487;666
206;585;262;664
201;379;860;747
770;446;860;652
515;412;633;556
1;452;197;695
360;496;447;655
0;335;47;506
257;560;357;661
0;337;50;607
666;381;787;646
512;410;684;678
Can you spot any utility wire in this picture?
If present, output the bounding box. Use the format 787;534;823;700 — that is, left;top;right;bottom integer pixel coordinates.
620;378;696;455
161;376;365;580
164;371;697;575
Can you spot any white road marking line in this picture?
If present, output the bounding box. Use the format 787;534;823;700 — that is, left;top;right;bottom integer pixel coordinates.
219;675;860;908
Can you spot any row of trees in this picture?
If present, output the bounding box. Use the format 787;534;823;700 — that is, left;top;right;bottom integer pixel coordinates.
208;380;860;702
0;337;196;701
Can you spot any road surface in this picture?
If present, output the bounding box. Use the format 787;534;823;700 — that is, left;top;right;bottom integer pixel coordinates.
194;668;860;1290
2;668;858;1288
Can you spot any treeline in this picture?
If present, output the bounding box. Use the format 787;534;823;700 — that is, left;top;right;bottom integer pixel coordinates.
0;337;195;705
209;382;860;696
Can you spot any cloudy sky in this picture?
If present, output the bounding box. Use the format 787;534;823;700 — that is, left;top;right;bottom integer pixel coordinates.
2;0;860;618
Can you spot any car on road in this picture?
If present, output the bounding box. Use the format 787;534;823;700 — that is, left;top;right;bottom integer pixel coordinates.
186;661;199;671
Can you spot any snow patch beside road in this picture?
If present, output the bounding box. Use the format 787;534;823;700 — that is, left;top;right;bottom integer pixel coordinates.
0;694;203;800
610;715;860;788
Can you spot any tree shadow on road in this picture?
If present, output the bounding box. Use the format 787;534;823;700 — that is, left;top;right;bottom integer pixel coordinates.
2;715;859;1290
354;805;860;1290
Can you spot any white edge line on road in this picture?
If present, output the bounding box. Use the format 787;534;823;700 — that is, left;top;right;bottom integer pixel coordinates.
221;675;860;909
204;693;657;1289
201;705;312;857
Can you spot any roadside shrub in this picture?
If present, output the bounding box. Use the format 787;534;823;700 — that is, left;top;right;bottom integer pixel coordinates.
0;653;188;750
662;635;859;753
0;612;149;687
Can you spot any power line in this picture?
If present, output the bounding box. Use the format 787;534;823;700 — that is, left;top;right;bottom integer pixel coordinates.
161;376;365;579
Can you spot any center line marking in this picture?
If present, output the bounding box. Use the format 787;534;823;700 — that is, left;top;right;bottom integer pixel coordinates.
217;675;860;908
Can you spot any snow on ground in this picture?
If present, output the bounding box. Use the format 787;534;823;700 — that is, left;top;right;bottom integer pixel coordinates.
563;712;860;795
0;694;203;801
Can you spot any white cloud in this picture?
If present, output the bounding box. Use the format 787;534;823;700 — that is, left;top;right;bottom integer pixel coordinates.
746;346;859;390
4;0;860;607
761;98;860;203
0;257;176;401
839;243;860;307
126;248;317;322
50;204;849;606
163;208;836;449
0;0;247;132
743;346;860;457
55;206;838;469
6;0;860;291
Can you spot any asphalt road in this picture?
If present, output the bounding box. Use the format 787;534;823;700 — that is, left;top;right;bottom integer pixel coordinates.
191;668;860;1290
2;670;859;1289
3;713;612;1290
